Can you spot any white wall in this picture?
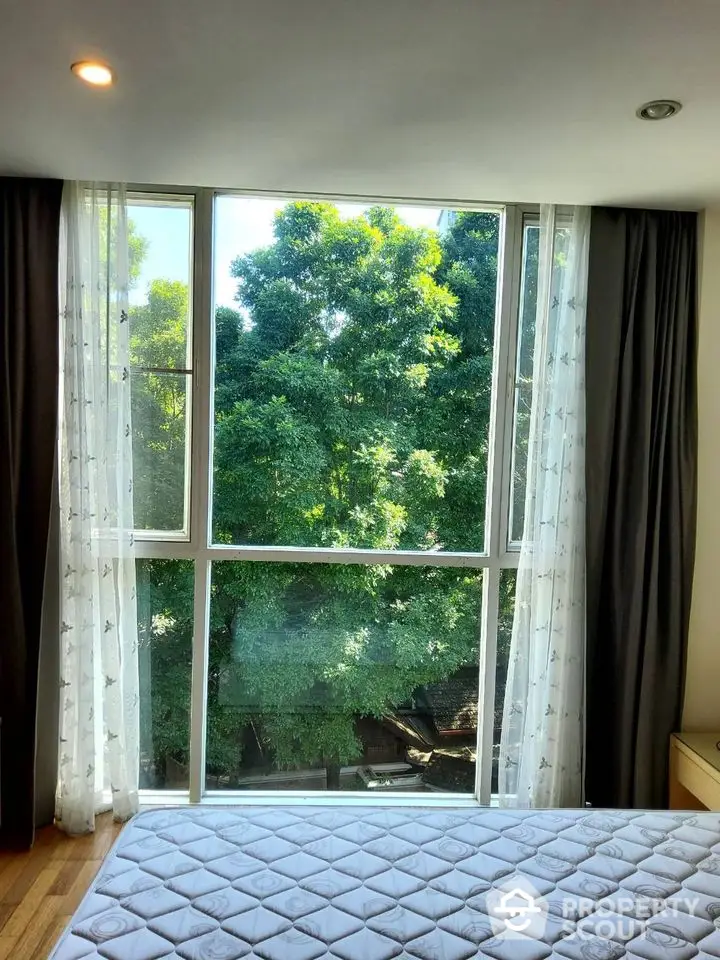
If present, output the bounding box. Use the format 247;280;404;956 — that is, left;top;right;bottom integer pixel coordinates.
683;208;720;729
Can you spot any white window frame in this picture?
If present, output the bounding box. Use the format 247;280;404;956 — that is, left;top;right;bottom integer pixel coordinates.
128;190;196;542
130;185;536;805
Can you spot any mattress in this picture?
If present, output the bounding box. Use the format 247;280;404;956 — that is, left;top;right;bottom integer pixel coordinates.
50;806;720;960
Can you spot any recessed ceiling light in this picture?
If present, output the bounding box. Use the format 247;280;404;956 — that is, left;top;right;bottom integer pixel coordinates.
71;61;114;87
636;99;682;121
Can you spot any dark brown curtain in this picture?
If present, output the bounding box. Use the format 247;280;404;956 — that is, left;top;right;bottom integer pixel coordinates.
0;177;63;847
585;208;698;809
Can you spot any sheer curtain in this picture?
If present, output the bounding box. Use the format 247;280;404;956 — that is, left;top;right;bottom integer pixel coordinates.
56;182;139;834
499;205;590;808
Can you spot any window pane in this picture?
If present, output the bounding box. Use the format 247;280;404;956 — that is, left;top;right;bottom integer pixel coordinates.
131;371;190;532
492;568;516;795
509;219;570;544
137;559;194;788
212;197;500;552
206;561;483;792
128;196;193;533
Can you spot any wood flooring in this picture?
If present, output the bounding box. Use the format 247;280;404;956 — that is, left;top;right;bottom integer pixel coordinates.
0;814;123;959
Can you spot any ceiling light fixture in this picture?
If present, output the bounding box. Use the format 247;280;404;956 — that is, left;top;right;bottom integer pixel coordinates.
636;99;682;121
71;61;114;87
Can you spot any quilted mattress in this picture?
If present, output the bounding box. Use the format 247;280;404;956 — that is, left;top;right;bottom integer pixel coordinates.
50;806;720;960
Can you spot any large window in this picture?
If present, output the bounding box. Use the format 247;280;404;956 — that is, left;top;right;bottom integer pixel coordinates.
131;190;539;803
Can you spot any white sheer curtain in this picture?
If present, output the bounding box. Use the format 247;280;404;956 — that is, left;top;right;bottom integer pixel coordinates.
499;205;590;808
56;182;139;834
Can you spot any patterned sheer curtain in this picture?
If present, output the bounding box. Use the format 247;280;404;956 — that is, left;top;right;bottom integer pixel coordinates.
56;182;139;834
499;205;590;808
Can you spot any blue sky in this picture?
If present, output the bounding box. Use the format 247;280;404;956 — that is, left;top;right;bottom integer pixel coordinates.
129;196;443;311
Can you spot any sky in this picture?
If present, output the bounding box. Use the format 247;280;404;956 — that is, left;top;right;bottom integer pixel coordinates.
130;196;444;311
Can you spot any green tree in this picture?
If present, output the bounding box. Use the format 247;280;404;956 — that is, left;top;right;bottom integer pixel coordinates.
207;203;498;785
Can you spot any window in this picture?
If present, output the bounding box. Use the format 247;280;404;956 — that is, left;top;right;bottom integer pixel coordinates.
131;189;536;803
509;215;572;546
128;194;194;536
212;198;498;553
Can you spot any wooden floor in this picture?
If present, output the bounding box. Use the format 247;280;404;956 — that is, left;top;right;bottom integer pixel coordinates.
0;814;123;959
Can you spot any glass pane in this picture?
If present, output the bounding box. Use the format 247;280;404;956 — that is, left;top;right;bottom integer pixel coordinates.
131;371;190;532
137;559;194;789
128;196;193;534
128;197;193;368
206;561;483;792
212;197;500;552
509;219;570;544
493;568;516;795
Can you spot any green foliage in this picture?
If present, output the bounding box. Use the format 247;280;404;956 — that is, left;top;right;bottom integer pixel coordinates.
128;220;149;288
137;559;194;783
132;203;516;787
131;279;189;368
130;279;189;531
207;561;482;778
98;205;148;288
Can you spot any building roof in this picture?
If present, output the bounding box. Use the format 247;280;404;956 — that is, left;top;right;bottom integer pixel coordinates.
419;670;478;735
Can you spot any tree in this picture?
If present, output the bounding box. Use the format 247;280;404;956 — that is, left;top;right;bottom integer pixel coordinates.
131;201;512;789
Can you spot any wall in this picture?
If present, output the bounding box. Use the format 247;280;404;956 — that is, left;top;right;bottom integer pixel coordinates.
683;208;720;729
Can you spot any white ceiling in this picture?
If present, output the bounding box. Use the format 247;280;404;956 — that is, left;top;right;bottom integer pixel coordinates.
2;0;720;208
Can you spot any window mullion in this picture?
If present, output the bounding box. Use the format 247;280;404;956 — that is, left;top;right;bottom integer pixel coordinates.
497;206;525;556
189;187;214;552
476;565;500;804
189;558;211;802
188;187;215;802
205;545;494;568
475;206;521;802
485;205;520;560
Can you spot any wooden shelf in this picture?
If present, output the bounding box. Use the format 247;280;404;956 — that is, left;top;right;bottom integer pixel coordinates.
670;732;720;810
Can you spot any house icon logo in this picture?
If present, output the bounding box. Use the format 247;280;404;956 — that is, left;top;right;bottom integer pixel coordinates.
494;887;542;932
485;877;547;940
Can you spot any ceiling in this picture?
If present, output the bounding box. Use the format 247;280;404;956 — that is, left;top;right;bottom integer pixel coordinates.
2;0;720;208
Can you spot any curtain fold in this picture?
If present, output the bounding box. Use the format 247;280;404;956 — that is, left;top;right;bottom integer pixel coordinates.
56;182;139;835
585;208;697;809
0;176;63;848
499;205;590;808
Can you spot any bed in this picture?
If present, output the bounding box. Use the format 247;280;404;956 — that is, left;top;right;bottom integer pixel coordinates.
50;805;720;960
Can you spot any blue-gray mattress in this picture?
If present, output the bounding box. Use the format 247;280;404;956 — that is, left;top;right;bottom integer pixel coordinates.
50;806;720;960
